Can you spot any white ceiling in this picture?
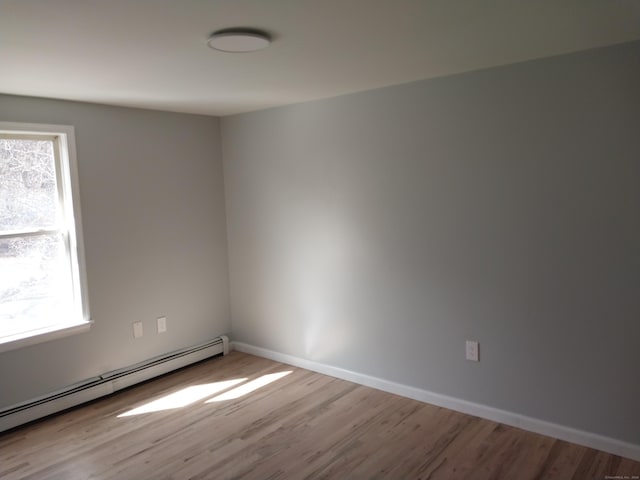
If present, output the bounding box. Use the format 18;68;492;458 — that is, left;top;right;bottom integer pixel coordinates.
1;0;639;116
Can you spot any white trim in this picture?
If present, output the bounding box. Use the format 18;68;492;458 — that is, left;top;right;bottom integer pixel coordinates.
232;341;640;462
57;124;91;323
0;321;92;354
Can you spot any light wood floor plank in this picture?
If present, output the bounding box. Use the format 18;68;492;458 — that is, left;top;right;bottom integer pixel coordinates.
0;351;638;480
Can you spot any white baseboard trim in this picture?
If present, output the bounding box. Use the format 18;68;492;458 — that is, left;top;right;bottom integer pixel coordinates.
233;341;640;462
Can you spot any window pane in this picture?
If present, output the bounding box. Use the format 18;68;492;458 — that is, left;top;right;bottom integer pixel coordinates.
0;138;59;232
0;234;73;337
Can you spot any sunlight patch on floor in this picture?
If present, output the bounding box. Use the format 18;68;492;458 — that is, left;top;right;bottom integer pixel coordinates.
117;378;247;417
206;371;292;402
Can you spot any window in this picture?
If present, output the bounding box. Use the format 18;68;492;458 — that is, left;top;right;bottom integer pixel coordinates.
0;122;90;352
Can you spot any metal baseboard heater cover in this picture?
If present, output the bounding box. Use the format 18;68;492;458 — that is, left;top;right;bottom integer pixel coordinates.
0;335;230;433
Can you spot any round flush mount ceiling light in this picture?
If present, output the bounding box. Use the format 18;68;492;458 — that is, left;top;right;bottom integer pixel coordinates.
207;29;271;53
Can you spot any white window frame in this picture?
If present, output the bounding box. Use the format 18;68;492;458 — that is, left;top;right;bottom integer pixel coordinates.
0;122;91;353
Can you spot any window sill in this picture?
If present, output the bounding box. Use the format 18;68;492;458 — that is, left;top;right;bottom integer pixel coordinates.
0;320;93;354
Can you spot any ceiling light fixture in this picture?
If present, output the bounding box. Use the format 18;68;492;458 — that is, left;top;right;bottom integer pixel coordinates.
207;29;271;53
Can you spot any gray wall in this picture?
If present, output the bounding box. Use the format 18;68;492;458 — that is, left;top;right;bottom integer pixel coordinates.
0;95;230;408
222;41;640;443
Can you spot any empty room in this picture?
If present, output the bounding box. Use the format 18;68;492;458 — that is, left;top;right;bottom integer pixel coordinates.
1;1;639;479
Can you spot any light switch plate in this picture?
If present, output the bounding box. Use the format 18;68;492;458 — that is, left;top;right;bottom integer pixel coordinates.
157;316;167;333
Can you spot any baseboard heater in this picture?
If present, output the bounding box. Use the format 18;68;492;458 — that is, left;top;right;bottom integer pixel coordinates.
0;335;230;433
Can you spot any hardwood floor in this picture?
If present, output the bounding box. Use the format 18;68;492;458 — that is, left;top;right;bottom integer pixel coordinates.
1;351;638;480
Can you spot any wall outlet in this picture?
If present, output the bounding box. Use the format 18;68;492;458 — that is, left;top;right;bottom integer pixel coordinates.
133;321;144;339
157;316;167;333
466;340;479;362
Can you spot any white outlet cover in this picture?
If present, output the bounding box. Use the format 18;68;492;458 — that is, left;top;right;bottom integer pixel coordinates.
466;340;479;362
157;317;167;333
133;322;144;339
